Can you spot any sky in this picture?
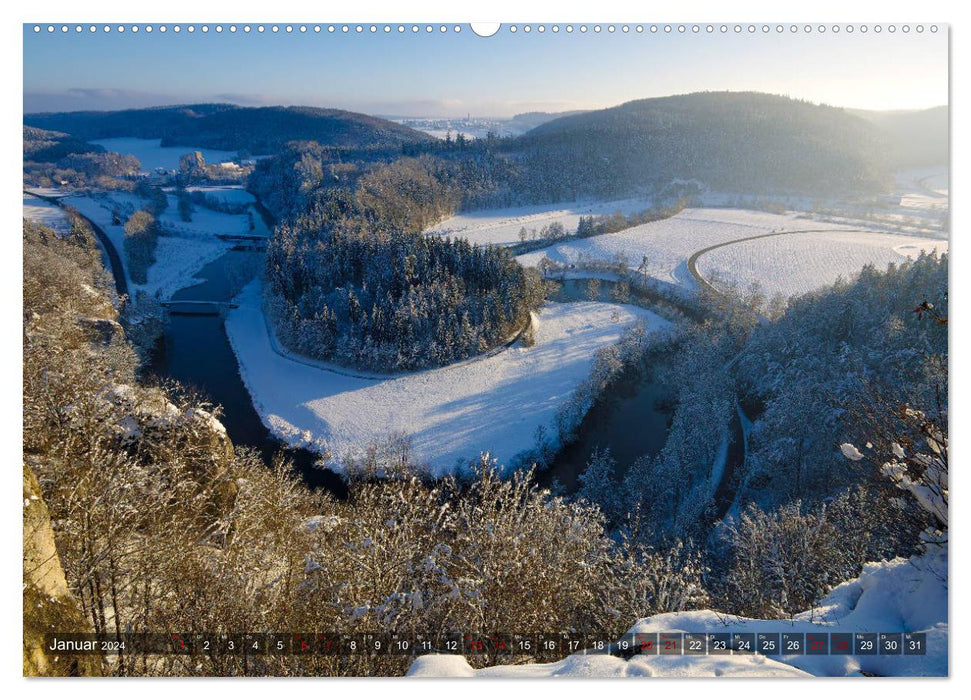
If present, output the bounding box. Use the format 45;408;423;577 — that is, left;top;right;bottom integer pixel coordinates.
23;24;949;117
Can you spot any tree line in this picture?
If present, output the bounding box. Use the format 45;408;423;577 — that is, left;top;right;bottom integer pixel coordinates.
264;156;545;372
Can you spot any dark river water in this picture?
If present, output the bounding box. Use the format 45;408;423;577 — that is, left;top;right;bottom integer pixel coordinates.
147;261;677;498
540;278;674;491
147;249;348;496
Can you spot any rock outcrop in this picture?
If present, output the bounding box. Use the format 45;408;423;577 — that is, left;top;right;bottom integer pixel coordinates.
23;464;102;676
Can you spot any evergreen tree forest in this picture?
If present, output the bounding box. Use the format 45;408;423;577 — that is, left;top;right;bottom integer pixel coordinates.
264;157;545;372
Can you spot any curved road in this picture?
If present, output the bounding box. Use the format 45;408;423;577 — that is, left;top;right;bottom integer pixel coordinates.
25;190;129;297
687;227;883;297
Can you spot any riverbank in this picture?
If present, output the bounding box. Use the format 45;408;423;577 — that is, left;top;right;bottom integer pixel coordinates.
226;278;669;475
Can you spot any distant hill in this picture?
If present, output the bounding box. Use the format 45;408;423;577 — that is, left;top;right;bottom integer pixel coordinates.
23;126;103;162
506;110;589;133
24;104;434;155
515;92;892;198
849;106;948;168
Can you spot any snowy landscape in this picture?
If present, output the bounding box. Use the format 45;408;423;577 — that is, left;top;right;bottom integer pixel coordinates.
409;549;947;678
58;190;239;300
22;28;949;680
227;279;667;472
426;197;652;247
695;229;947;299
22;193;72;235
90;137;239;172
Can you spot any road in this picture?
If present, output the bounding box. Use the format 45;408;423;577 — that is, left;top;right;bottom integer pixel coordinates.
25;189;129;297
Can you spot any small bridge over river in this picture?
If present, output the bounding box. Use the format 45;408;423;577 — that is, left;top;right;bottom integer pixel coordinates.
160;300;240;316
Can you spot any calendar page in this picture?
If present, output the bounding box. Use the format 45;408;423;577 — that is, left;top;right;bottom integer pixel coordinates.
21;16;948;680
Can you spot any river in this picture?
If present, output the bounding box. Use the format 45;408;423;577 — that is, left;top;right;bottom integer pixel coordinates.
43;186;733;502
143;221;738;503
147;234;348;496
147;256;731;502
537;278;675;491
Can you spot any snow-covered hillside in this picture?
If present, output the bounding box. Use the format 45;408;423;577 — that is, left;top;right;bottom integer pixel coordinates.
408;549;947;678
226;279;669;474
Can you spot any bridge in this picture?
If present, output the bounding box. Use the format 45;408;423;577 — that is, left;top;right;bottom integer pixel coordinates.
160;300;240;316
216;233;269;242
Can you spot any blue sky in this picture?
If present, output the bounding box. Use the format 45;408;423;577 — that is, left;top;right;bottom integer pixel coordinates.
23;24;948;116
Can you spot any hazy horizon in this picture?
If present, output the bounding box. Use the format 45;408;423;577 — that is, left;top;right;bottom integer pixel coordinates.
22;93;950;120
23;24;948;117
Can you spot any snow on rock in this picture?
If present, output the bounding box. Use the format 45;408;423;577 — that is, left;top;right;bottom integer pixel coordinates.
113;415;143;443
225;279;668;475
407;655;478;677
840;443;865;461
184;407;227;435
408;550;946;677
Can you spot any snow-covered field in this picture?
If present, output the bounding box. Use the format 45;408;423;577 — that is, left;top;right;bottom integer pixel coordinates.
180;185;272;238
63;192;235;300
426;198;653;248
91;137;238;171
409;549;947;677
23;193;72;235
158;193;254;238
697;230;949;299
517;208;852;287
185;185;256;205
409;647;809;678
804;168;949;237
226;279;668;474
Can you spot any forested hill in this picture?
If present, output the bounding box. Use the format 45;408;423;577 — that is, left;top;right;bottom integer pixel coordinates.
849;106;948;168
24;103;434;154
24;126;103;162
515;92;891;198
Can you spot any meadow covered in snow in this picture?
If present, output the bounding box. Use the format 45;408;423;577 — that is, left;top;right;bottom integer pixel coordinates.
22;193;72;235
426;197;652;247
157;192;253;238
226;279;668;473
696;230;948;300
60;191;238;300
184;185;256;205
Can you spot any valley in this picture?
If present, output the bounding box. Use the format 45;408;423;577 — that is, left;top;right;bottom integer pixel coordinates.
21;86;950;678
